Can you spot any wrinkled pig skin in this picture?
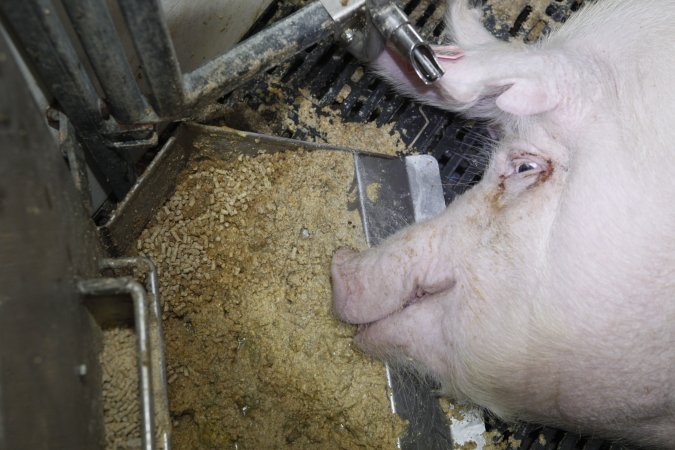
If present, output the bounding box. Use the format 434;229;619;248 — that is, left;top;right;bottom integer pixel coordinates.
331;0;675;447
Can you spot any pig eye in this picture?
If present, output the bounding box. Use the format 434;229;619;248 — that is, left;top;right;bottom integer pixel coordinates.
516;161;539;173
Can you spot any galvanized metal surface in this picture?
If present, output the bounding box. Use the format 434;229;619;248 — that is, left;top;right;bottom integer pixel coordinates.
78;276;156;450
0;26;104;449
60;0;155;124
354;152;454;449
99;257;171;450
100;135;190;255
405;154;446;222
183;1;341;109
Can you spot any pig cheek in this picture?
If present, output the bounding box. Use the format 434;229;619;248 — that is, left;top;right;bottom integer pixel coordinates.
352;296;454;378
353;323;452;380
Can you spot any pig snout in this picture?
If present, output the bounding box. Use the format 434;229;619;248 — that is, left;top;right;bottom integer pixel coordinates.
330;247;415;325
331;234;455;325
330;248;378;324
333;0;675;447
331;222;459;375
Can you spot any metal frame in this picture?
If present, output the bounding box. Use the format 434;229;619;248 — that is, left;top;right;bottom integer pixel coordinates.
60;0;155;124
79;256;171;450
78;276;156;450
0;0;137;200
0;0;441;203
99;257;172;450
0;25;105;447
0;0;359;200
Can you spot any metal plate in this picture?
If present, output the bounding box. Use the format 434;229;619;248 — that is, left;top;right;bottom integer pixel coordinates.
354;152;454;449
0;25;104;450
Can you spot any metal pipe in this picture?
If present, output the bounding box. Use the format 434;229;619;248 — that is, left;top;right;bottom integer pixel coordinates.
99;257;171;450
183;1;340;109
367;0;444;84
0;0;101;129
78;277;156;450
0;0;136;199
117;0;184;118
60;0;156;124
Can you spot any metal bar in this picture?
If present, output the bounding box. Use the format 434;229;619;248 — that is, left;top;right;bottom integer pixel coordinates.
60;0;156;124
0;0;136;199
99;257;171;450
354;153;454;449
117;0;184;117
183;1;341;109
0;0;101;130
57;110;93;213
78;277;156;450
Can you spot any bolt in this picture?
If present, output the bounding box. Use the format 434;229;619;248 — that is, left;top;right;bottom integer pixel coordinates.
45;107;61;123
341;29;356;44
76;364;87;377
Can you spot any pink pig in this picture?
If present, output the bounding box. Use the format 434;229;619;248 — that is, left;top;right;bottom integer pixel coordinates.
331;0;675;446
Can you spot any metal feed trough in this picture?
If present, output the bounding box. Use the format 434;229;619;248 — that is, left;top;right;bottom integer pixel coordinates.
0;0;631;449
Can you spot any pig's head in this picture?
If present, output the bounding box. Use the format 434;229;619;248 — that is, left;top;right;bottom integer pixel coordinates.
332;0;675;444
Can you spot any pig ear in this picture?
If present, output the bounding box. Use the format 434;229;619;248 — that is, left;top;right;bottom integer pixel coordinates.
445;0;502;49
495;78;561;116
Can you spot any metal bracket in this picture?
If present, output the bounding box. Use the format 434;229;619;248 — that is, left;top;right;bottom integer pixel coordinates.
78;256;171;450
320;0;366;23
102;123;159;151
51;109;93;213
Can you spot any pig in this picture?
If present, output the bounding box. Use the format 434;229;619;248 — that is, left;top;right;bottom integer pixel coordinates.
331;0;675;447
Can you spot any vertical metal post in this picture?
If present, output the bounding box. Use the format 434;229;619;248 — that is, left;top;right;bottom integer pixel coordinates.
60;0;157;124
0;0;136;199
117;0;184;117
99;257;171;450
78;277;156;450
